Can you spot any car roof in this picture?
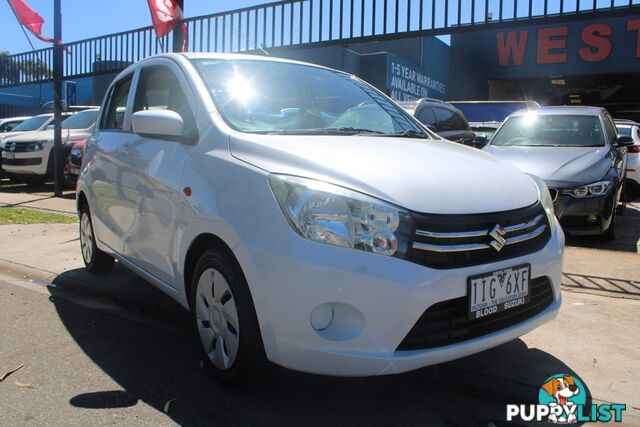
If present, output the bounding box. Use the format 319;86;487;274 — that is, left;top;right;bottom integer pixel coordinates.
145;52;340;73
509;106;605;117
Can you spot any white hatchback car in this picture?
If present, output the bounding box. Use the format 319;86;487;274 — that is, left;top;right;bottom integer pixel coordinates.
77;53;564;384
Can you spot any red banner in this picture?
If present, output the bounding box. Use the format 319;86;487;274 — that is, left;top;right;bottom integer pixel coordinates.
7;0;58;44
147;0;184;39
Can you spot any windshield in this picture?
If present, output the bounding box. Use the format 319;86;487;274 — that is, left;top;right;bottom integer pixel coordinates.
192;59;425;136
616;126;631;137
491;114;605;147
61;110;99;130
11;115;51;132
451;102;532;122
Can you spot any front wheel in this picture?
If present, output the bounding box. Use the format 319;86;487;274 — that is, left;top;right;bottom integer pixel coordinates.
601;206;617;241
191;248;265;385
79;204;115;273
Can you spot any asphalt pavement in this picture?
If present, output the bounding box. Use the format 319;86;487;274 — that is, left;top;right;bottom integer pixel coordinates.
0;183;639;426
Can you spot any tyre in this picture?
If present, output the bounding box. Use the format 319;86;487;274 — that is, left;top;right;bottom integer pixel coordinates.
191;248;265;385
617;176;627;215
601;207;616;242
79;204;115;274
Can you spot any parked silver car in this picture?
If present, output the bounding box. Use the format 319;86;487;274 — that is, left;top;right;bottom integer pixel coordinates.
484;106;633;240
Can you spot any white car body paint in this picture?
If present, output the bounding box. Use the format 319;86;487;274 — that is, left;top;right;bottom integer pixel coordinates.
77;53;564;377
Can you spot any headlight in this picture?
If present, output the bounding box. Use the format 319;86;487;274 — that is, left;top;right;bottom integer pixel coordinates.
269;174;413;258
561;181;611;198
25;141;46;152
528;174;556;233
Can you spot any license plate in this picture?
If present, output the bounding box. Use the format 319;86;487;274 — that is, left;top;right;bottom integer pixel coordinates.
3;152;15;159
467;264;531;320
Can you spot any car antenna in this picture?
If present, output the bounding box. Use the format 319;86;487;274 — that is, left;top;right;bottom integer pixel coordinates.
259;44;270;56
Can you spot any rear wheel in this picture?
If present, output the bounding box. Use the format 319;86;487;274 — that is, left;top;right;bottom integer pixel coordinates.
79;204;114;273
191;248;265;385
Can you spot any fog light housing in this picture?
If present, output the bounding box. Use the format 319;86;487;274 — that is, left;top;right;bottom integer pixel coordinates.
310;304;334;331
587;214;598;223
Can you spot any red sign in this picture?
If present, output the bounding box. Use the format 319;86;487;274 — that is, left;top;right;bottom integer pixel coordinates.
496;19;640;67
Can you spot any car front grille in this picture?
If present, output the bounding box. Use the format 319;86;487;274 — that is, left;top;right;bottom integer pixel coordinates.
407;202;551;269
396;276;554;351
6;141;38;153
3;158;42;166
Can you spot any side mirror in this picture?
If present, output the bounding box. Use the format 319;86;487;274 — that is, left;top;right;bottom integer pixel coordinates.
473;135;489;148
615;135;634;147
132;110;184;139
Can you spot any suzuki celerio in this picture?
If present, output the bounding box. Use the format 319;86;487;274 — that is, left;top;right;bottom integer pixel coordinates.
77;53;564;383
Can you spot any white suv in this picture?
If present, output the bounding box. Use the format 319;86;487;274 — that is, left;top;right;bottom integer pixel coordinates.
2;109;98;185
77;53;564;384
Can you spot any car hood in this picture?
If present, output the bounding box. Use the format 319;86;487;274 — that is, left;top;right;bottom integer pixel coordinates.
0;130;37;145
229;133;538;214
1;129;91;145
483;145;612;187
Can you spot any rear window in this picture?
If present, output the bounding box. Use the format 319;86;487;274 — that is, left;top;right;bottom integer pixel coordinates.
616;126;631;137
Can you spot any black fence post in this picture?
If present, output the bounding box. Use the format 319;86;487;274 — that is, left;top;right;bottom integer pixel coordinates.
53;0;63;197
173;0;186;52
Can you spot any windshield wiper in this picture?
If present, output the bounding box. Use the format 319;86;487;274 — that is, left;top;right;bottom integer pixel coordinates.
386;129;429;139
268;127;385;136
323;127;386;135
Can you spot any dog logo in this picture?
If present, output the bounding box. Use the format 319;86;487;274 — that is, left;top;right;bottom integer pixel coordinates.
508;373;626;423
539;374;586;424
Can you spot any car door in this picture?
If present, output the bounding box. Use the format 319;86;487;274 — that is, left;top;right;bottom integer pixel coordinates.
434;106;475;143
89;73;136;253
119;61;195;288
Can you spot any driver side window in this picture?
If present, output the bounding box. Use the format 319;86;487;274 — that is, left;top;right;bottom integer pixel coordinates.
133;66;197;138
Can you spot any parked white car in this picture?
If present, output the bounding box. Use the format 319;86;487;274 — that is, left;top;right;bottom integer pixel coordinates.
2;109;98;185
0;113;61;144
614;122;640;189
0;116;31;133
77;53;564;384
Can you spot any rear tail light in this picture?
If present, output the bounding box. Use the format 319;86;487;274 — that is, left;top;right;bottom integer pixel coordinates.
628;145;640;153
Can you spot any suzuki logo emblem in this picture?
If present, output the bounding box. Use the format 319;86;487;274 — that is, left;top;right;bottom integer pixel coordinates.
489;224;507;252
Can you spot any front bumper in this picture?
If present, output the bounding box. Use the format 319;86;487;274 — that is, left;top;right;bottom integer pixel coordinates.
234;218;564;377
1;150;47;175
553;191;615;236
